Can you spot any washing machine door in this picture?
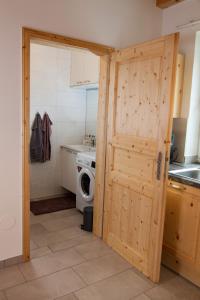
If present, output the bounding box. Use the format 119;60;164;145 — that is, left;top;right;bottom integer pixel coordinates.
78;168;95;202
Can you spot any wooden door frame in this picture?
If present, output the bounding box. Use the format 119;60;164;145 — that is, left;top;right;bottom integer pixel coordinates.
22;27;113;261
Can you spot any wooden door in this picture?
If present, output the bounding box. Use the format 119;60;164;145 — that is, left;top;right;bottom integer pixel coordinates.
103;34;179;282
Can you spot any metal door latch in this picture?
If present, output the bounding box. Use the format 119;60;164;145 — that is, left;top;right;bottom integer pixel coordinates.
157;151;162;180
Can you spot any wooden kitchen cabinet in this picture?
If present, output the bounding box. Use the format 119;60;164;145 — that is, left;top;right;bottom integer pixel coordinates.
162;179;200;287
70;49;99;87
173;53;185;118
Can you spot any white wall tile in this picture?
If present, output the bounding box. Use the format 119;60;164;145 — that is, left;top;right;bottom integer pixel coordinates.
30;43;86;199
85;89;98;135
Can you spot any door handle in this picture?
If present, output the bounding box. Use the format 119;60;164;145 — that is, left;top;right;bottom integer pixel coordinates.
156;151;162;180
169;182;186;191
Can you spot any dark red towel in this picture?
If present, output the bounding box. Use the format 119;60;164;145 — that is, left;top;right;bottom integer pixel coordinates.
42;113;53;162
30;113;43;163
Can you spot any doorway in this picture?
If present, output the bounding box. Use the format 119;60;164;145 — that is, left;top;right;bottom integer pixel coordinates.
22;28;113;262
23;28;178;283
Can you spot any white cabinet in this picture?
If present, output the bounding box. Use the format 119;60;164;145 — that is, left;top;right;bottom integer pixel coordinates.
60;147;77;194
70;50;99;87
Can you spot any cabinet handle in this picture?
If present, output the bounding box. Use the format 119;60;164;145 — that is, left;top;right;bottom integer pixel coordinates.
169;183;186;191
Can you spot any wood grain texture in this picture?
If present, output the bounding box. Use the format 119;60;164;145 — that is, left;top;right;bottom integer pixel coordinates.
103;33;179;282
23;28;113;55
23;28;113;260
156;0;185;8
93;55;110;237
162;179;200;287
22;28;31;262
173;53;185;118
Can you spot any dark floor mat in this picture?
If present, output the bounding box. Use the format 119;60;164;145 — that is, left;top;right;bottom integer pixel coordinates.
30;193;76;215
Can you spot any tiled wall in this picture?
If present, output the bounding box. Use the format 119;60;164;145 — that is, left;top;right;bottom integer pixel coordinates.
85;89;98;136
30;43;86;200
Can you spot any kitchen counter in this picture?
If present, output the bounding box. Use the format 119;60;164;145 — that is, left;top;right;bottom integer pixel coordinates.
169;162;200;188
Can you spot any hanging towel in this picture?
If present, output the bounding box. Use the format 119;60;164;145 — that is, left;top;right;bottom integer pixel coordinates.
30;113;43;163
42;113;53;162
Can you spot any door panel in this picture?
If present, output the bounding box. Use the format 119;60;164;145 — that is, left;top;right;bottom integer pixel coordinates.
103;34;179;282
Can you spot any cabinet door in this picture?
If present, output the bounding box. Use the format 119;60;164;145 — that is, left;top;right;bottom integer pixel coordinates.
163;186;199;261
83;51;99;85
60;148;77;194
70;50;99;86
70;51;85;86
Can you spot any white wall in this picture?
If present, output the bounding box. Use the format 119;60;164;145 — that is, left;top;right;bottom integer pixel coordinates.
85;89;98;136
162;0;200;119
162;0;200;161
185;32;200;159
0;0;162;260
30;43;86;200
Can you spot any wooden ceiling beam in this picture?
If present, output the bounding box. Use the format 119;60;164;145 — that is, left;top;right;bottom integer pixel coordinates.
156;0;185;9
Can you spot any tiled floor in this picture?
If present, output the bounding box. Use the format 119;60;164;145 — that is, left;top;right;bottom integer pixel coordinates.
0;208;200;299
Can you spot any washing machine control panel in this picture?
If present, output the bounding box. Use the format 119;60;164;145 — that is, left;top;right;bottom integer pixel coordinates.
77;158;90;166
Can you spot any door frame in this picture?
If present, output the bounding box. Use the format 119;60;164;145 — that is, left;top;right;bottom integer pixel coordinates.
22;27;113;261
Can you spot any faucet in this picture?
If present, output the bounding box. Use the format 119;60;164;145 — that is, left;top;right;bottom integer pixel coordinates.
91;135;96;147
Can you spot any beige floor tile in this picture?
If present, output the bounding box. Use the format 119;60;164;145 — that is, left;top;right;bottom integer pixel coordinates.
4;256;23;268
159;265;177;284
31;231;66;247
41;214;82;232
5;268;85;300
32;226;83;248
49;233;97;252
0;261;4;269
0;291;6;300
73;253;131;284
19;248;85;280
59;226;85;240
30;212;53;225
30;209;80;224
146;276;200;300
133;294;151;300
75;269;152;300
30;239;38;250
74;239;113;260
31;246;52;259
130;265;176;290
0;266;25;290
56;293;78;300
30;223;49;236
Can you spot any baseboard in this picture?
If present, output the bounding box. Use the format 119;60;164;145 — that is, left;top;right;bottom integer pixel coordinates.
0;255;23;269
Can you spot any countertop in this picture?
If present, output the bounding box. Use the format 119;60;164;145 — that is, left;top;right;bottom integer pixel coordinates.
60;144;96;153
169;162;200;188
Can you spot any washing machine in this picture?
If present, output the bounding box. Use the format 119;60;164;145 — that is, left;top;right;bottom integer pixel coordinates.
76;151;96;212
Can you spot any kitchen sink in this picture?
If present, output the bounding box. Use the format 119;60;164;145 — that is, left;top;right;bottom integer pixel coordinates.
61;144;96;153
169;168;200;182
